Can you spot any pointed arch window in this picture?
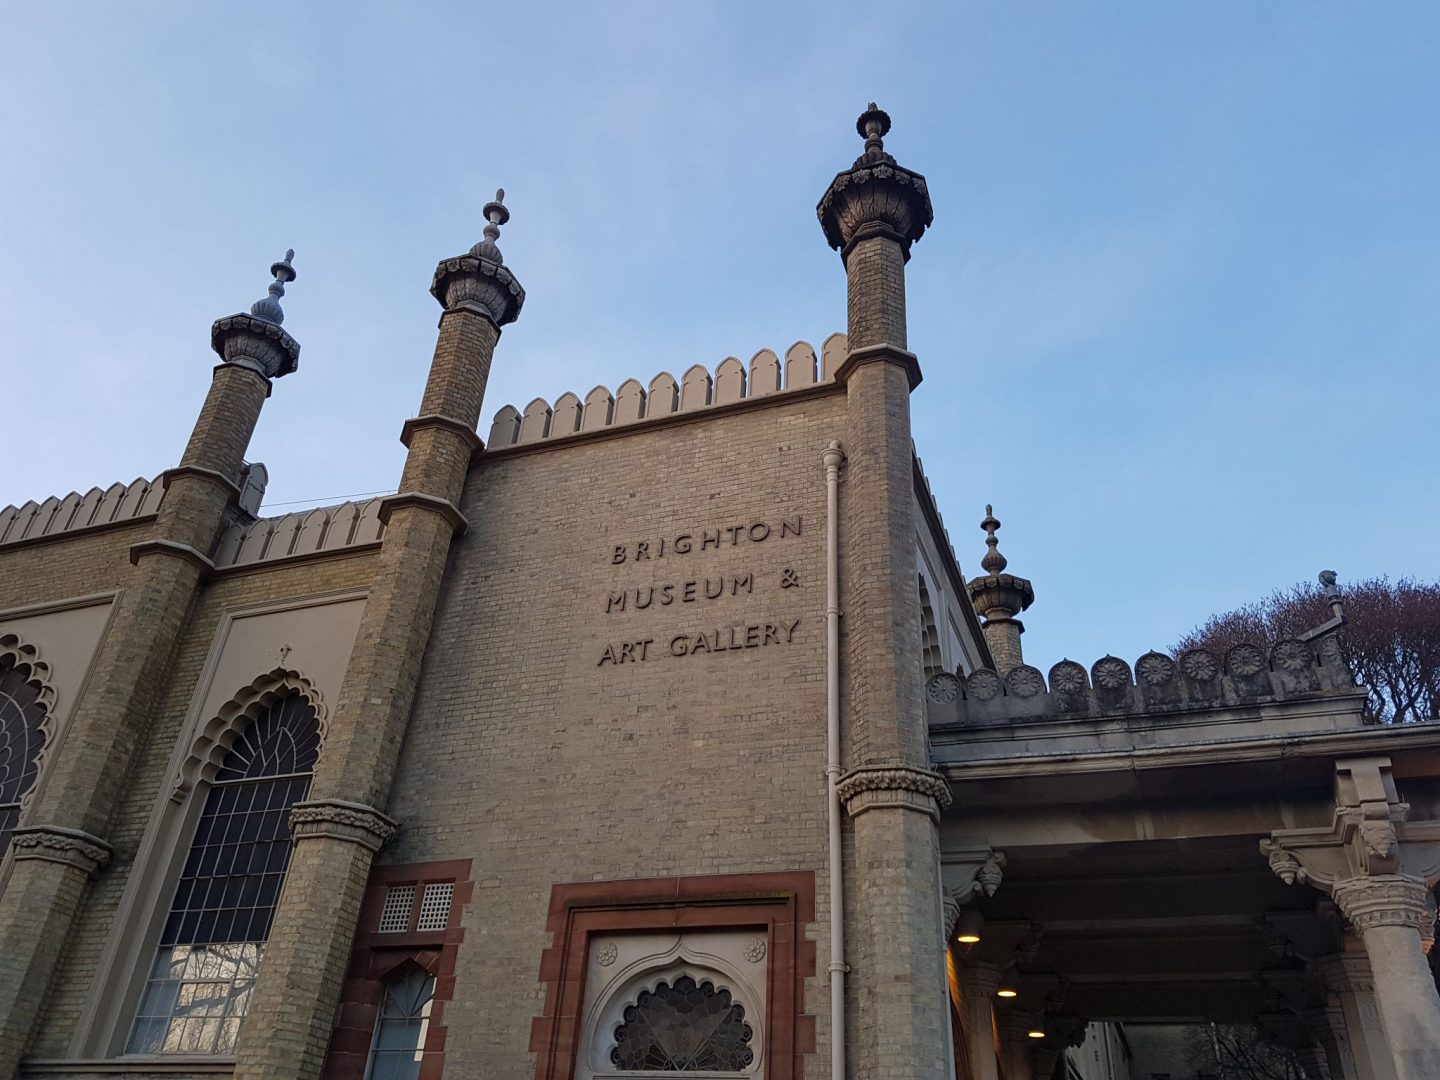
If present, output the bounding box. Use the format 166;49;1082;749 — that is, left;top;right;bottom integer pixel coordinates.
363;964;437;1080
0;654;49;857
126;690;319;1056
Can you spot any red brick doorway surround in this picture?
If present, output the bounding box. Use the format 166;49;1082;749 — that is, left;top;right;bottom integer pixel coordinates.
529;871;817;1080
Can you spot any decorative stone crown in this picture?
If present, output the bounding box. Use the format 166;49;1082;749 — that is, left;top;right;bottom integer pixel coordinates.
817;103;933;259
210;250;301;379
431;188;526;325
966;505;1034;625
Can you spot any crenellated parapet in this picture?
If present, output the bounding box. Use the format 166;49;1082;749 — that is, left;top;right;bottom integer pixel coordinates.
0;476;165;547
485;334;849;449
926;634;1356;727
213;497;386;569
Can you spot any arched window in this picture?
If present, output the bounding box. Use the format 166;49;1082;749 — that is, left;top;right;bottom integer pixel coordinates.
126;690;319;1056
0;653;49;857
364;964;437;1080
610;974;755;1072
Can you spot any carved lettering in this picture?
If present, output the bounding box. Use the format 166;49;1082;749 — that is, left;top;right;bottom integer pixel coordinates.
675;534;693;554
608;520;802;563
701;530;721;551
781;518;802;538
607;593;626;613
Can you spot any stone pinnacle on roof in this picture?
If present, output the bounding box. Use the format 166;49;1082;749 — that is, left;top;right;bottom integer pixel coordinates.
470;189;510;264
431;187;525;324
249;249;297;325
210;248;301;379
817;102;934;259
980;504;1008;574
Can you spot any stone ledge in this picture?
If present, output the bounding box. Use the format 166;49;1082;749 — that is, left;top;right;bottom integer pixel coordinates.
128;539;216;574
398;414;484;455
376;492;467;536
833;342;922;390
22;1058;235;1076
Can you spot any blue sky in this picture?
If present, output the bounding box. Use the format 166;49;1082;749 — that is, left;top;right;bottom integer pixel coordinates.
2;2;1435;670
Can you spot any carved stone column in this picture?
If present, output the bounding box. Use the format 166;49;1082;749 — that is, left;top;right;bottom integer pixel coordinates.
1304;1003;1359;1080
956;961;1001;1080
1317;955;1396;1080
996;1012;1036;1080
1264;757;1440;1080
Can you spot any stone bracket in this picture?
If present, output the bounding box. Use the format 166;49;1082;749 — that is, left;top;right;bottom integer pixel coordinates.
377;491;468;536
10;824;113;877
128;538;217;574
941;845;1007;936
289;798;398;853
835;763;952;822
833;343;922;391
399;414;484;456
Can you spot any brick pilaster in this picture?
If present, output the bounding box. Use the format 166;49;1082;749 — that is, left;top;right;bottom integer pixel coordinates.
235;208;521;1080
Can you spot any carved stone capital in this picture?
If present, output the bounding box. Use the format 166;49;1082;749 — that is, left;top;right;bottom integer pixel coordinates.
289;799;397;853
817;162;933;260
430;255;525;326
1332;875;1434;935
210;312;300;379
836;764;952;822
9;824;113;877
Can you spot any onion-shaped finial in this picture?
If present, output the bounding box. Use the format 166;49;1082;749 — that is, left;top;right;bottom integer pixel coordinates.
980;504;1008;574
250;249;296;325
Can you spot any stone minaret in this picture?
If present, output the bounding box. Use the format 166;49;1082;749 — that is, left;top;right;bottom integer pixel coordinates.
234;195;523;1080
819;105;953;1080
0;255;301;1073
966;505;1034;673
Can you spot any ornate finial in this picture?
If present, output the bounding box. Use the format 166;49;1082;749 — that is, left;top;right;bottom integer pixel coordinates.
855;102;894;165
980;504;1007;574
472;188;510;263
250;249;297;325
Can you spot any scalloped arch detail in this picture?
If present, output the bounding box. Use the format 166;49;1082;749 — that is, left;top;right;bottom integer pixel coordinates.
0;632;59;813
170;668;326;803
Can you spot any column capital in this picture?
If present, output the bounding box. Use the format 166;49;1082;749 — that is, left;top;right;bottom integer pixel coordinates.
289;798;397;852
9;824;112;877
958;959;1004;997
836;763;952;821
1332;875;1435;935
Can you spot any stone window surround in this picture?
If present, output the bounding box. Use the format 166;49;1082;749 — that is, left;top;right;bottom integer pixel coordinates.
529;871;817;1080
321;859;475;1080
68;589;366;1059
0;592;118;897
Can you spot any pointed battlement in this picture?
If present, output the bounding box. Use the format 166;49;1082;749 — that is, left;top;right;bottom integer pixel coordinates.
486;334;848;449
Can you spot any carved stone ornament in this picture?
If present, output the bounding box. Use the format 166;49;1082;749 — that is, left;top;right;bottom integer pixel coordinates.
210;313;300;380
430;255;525;326
926;671;961;704
966;669;1003;702
10;824;113;877
289;798;398;853
595;940;618;967
1048;660;1087;696
1179;648;1219;682
1271;639;1314;675
836;764;953;821
817;104;934;258
1091;656;1132;690
1226;643;1267;678
1005;665;1045;698
1332;875;1434;934
1135;651;1177;686
743;937;767;963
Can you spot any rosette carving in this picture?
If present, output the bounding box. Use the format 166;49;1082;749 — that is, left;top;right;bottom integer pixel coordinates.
1179;649;1219;682
1091;656;1133;691
1005;665;1045;699
1135;651;1177;687
966;669;1003;702
1048;660;1088;696
926;671;961;704
1225;644;1267;678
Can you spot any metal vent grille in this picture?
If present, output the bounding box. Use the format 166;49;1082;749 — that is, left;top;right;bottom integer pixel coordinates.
417;882;454;931
378;885;416;933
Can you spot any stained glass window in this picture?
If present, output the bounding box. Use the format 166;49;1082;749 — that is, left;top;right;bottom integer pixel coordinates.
364;966;436;1080
127;691;319;1056
0;655;48;858
610;975;755;1072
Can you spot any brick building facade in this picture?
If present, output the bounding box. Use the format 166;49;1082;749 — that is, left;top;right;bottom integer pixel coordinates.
2;107;1439;1080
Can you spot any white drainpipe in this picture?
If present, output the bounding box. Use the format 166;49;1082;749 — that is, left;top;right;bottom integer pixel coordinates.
822;440;847;1080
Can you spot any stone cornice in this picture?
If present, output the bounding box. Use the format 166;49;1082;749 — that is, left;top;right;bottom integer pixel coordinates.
376;491;468;536
289;799;397;852
210;312;300;378
10;824;112;877
430;254;525;326
128;538;217;574
836;763;952;821
833;343;922;391
817;160;933;258
399;414;484;455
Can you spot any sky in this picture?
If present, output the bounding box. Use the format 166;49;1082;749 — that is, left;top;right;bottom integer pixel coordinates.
1;2;1436;671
